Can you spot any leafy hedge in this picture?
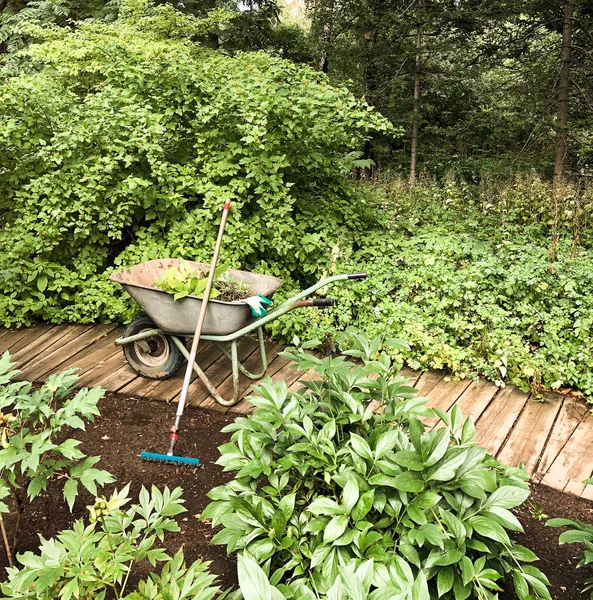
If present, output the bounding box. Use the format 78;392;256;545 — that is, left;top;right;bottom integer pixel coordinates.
0;0;389;325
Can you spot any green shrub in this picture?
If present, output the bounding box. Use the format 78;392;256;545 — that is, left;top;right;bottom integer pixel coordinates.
1;484;225;600
0;0;389;326
201;334;550;599
0;352;114;567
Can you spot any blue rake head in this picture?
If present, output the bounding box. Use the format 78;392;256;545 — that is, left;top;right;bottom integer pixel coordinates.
140;451;200;466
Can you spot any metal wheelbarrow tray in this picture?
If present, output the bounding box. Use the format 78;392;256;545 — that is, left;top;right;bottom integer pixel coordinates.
110;258;366;407
109;259;283;336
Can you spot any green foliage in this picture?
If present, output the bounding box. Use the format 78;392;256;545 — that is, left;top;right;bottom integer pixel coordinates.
154;262;250;302
1;484;225;600
546;477;593;600
271;175;593;401
236;552;432;600
0;351;114;562
0;0;389;327
201;335;549;599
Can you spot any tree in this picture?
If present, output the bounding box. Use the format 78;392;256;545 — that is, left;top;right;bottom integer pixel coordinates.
553;0;575;183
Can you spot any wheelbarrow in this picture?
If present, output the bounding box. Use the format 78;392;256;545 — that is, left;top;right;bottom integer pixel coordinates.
110;258;366;406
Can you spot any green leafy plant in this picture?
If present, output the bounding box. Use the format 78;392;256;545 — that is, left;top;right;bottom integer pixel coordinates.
0;0;389;327
237;552;432;600
546;477;593;599
0;351;114;567
202;333;550;599
154;261;250;302
1;484;225;600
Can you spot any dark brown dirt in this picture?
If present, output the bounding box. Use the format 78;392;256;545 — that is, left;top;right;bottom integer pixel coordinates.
1;392;592;598
508;483;593;599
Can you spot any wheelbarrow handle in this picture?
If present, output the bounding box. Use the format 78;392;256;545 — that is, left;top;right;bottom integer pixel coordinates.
312;298;336;307
292;298;336;308
347;272;367;279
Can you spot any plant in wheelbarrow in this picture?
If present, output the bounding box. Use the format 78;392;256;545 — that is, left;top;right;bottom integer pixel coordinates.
201;330;551;599
0;352;114;567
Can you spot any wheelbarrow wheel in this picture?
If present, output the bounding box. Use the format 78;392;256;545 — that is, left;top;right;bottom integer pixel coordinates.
122;313;185;380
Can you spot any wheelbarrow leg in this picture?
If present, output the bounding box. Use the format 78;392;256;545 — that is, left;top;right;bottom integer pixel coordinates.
170;336;241;407
212;327;268;380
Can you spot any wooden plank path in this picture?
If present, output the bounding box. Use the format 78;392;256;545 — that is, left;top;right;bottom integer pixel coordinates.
1;324;592;499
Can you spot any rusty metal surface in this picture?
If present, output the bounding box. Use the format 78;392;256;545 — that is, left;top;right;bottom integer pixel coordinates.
110;259;283;336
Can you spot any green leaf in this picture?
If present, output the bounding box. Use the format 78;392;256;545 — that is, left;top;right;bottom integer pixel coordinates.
63;478;79;511
343;479;359;514
308;497;344;516
484;485;530;509
412;570;430;600
469;515;510;544
324;515;349;543
352;489;375;522
437;566;455;597
237;553;273;600
350;434;373;461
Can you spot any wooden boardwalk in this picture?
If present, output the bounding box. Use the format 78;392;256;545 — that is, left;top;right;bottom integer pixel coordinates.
0;324;592;498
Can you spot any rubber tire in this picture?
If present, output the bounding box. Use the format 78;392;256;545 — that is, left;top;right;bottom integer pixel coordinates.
122;313;186;380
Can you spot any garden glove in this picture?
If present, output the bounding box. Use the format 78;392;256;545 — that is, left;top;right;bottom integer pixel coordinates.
241;294;273;317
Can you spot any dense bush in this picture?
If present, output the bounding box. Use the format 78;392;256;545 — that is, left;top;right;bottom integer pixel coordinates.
0;0;389;326
202;335;550;599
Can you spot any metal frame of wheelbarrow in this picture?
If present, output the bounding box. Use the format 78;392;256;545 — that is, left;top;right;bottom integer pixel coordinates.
115;272;366;406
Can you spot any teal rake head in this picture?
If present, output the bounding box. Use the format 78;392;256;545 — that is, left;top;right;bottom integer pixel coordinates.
140;451;200;466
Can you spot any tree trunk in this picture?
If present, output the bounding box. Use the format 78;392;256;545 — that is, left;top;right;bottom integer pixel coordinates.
409;24;422;186
553;0;575;185
317;2;334;73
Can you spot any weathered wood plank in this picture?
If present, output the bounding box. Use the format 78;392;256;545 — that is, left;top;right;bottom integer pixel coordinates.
20;325;119;381
453;379;499;423
534;398;585;481
13;325;93;372
474;386;530;456
200;341;283;412
414;370;447;396
497;394;564;473
1;326;48;354
49;327;124;376
79;351;134;390
542;415;593;495
5;325;55;357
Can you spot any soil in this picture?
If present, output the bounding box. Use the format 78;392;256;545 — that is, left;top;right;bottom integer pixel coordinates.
1;392;592;598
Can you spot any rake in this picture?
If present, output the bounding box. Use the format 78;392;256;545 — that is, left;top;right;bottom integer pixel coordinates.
140;199;232;466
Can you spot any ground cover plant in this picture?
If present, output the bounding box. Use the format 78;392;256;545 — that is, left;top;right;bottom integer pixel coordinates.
281;176;593;400
0;352;113;567
201;333;551;599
